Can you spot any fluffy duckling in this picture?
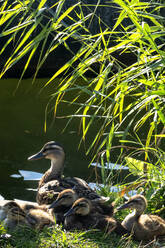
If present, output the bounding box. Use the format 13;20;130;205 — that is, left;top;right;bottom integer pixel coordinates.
0;201;23;222
0;201;54;231
49;188;114;224
15;200;54;230
49;189;77;224
2;203;30;230
63;198;117;233
28;141;108;205
26;208;55;230
117;194;165;240
18;200;48;213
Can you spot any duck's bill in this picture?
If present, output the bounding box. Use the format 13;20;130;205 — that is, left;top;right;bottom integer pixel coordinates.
49;198;60;209
117;202;130;211
27;151;44;161
64;208;74;217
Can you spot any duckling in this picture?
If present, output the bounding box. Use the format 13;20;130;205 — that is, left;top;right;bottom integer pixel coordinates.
15;200;54;230
1;201;54;231
117;194;165;240
26;208;55;230
17;201;54;230
49;189;78;224
28;141;108;205
0;201;22;222
18;200;48;213
2;203;30;230
63;198;117;233
49;188;114;224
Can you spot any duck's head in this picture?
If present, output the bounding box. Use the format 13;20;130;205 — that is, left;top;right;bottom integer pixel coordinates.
49;189;77;209
64;198;91;217
3;201;22;213
6;206;26;222
27;141;65;161
117;195;147;214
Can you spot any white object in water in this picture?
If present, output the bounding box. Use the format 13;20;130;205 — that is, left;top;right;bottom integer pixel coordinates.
19;170;43;181
11;170;43;181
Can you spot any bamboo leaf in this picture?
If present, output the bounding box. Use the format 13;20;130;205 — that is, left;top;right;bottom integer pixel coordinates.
145;122;155;160
152;99;165;125
125;157;145;176
53;2;80;27
37;0;47;10
0;20;34;37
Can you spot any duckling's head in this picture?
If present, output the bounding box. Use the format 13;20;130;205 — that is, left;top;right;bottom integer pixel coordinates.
117;195;147;214
49;189;78;209
27;141;65;161
3;201;21;213
7;207;26;222
3;207;27;230
65;198;92;217
26;208;54;226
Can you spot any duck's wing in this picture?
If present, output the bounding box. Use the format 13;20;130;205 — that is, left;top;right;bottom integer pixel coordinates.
37;175;107;205
90;201;114;217
145;215;165;235
95;216;117;233
37;177;90;205
37;179;71;205
64;177;89;188
71;182;110;203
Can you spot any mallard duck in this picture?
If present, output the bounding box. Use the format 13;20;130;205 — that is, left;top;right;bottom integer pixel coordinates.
63;197;117;233
28;141;108;205
49;188;114;224
117;194;165;240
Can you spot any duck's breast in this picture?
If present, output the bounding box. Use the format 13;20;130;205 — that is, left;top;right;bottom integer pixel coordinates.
122;212;137;232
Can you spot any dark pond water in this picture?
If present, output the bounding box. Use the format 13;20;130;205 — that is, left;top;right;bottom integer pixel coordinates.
0;78;132;202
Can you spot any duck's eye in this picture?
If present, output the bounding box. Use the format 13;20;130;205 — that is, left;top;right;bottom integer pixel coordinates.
11;208;21;215
78;203;86;208
60;195;69;200
44;147;57;152
66;195;72;199
130;199;140;204
7;202;18;208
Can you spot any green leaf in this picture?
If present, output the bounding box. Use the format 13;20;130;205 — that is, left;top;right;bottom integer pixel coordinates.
125;157;145;176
